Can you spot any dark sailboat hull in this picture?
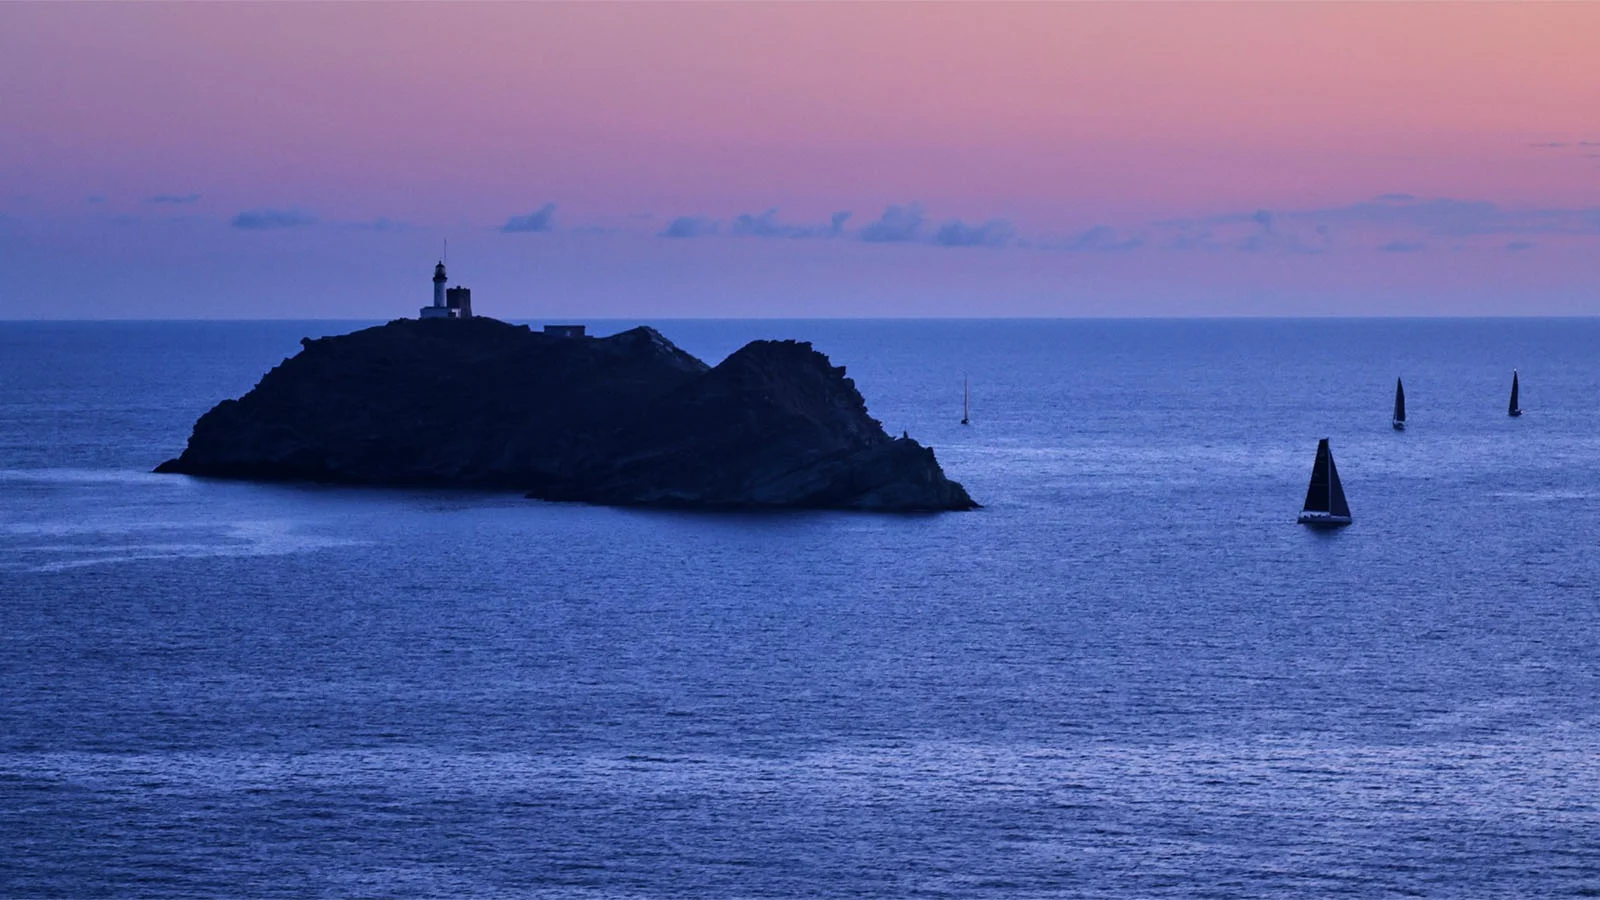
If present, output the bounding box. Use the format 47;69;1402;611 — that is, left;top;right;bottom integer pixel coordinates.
1297;511;1352;527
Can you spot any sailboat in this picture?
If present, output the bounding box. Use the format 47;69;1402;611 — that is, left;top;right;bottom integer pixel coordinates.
1392;378;1406;431
960;376;970;425
1508;369;1523;418
1297;438;1352;527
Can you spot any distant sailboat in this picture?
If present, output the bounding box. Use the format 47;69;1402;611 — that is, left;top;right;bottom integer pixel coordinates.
1392;378;1406;431
1298;438;1352;527
1508;369;1523;417
960;376;971;426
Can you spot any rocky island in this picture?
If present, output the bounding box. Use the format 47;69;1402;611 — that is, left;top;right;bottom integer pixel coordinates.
156;317;976;512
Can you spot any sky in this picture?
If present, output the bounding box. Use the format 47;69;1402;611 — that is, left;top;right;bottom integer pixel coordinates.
2;2;1599;319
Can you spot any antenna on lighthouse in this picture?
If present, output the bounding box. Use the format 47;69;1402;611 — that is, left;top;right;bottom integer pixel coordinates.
443;239;448;266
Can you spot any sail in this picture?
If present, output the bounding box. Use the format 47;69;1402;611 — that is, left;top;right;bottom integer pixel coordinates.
1394;378;1406;423
1326;448;1351;518
1302;439;1332;513
1509;370;1520;414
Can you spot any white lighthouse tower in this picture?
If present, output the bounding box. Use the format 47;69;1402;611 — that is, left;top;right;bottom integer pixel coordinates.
419;260;452;319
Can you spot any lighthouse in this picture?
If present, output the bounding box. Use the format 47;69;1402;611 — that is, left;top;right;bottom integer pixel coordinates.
419;260;459;319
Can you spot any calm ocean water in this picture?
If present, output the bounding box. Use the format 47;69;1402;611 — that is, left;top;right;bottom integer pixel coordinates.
4;318;1600;898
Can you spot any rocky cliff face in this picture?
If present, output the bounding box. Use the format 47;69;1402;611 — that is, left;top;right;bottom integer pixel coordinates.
156;318;976;512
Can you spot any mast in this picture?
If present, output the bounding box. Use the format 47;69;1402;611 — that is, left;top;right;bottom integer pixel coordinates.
961;376;970;425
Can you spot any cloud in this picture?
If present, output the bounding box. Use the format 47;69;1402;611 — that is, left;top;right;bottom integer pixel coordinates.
1148;194;1600;255
660;215;718;238
1505;240;1535;252
1379;240;1427;253
87;195;106;204
230;208;317;230
1392;199;1600;237
1156;224;1216;252
731;209;791;238
653;203;1023;248
651;203;1024;248
730;208;851;239
655;204;1022;247
500;203;557;233
1233;208;1330;254
1334;197;1503;234
148;193;201;204
491;192;1599;257
858;203;926;243
935;218;1015;247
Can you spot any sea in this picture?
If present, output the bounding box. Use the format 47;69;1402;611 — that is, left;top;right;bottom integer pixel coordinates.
3;318;1600;898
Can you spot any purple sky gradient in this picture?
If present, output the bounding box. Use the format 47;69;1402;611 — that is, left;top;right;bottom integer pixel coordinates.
2;3;1599;318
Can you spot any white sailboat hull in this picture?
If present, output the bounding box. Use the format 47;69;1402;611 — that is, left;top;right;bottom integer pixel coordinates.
1392;419;1405;430
1297;511;1352;527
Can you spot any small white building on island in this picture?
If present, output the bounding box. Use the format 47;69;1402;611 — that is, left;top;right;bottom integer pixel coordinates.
419;260;472;319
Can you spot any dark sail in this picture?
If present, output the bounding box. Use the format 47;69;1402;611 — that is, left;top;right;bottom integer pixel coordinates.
1302;439;1332;513
1326;448;1351;518
1509;369;1521;416
1393;378;1406;423
1299;438;1351;525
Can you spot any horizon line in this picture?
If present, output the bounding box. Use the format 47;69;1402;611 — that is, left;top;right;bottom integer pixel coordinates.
5;313;1600;324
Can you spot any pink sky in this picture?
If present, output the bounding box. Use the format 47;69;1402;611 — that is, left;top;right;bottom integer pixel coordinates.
2;2;1598;317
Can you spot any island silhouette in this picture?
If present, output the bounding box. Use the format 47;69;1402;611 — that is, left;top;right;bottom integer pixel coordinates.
156;317;976;512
